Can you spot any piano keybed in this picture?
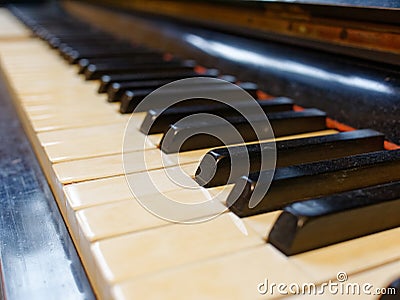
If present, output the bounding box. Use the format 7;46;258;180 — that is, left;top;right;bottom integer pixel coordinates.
0;6;399;300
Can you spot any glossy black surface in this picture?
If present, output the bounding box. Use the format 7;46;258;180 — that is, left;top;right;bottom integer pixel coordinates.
268;181;400;255
140;97;293;134
51;36;115;49
59;39;131;52
43;31;99;39
227;149;400;217
107;74;236;102
179;32;400;145
98;69;219;93
108;78;182;102
14;3;400;144
78;55;165;74
67;48;160;64
119;82;259;113
196;129;385;187
84;59;193;80
53;2;399;144
160;108;326;153
0;71;94;299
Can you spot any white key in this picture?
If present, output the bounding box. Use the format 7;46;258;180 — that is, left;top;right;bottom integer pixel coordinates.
110;229;400;300
111;245;312;300
91;213;266;298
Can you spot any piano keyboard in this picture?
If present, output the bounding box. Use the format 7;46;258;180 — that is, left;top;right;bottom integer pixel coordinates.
0;6;399;299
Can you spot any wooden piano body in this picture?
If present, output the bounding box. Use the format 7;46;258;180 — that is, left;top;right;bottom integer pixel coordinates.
0;1;399;299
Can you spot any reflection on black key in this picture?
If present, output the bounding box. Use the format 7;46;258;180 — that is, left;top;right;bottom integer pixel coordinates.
109;78;191;102
380;278;400;300
67;48;159;64
227;149;400;217
85;60;194;80
60;41;132;56
195;129;385;187
43;32;106;42
78;55;165;74
120;82;259;113
109;74;236;102
160;109;326;153
268;181;400;255
59;40;133;51
39;27;103;36
50;36;114;48
98;69;219;93
62;44;135;60
140;97;293;134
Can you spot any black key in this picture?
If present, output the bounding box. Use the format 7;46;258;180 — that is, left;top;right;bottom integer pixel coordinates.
159;108;326;153
140;97;294;134
120;82;259;113
44;29;116;48
98;69;219;93
32;22;85;34
108;74;236;102
49;36;114;48
63;45;147;62
58;37;137;51
78;55;166;74
58;38;130;51
67;48;159;64
195;129;385;187
85;60;196;80
43;31;108;43
268;181;400;255
380;278;400;300
60;42;133;58
227;149;400;217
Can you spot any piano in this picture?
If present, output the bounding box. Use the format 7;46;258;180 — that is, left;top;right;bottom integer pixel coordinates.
0;0;399;299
